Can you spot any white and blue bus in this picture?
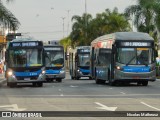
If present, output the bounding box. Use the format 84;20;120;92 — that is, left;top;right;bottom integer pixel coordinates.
90;32;156;86
44;45;65;82
69;46;91;80
5;38;46;87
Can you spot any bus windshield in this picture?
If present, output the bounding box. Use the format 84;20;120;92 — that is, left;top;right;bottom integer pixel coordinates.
78;54;90;66
116;48;154;65
9;49;43;67
45;51;64;67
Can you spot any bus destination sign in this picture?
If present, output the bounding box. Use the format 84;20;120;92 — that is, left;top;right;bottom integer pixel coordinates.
12;42;39;47
120;42;151;47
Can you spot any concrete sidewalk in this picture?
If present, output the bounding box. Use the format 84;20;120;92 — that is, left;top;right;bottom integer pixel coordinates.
0;73;6;86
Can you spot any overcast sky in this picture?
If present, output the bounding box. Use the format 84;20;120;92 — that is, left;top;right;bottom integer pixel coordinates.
3;0;137;41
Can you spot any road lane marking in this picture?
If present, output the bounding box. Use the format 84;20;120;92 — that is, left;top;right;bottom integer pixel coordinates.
141;102;160;111
120;92;126;95
70;85;78;88
109;88;113;89
60;94;64;96
5;93;160;97
95;102;117;111
0;104;26;111
59;89;62;91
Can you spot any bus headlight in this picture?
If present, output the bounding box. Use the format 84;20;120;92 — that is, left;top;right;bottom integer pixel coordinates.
8;71;13;76
116;66;123;70
60;70;65;74
42;70;46;74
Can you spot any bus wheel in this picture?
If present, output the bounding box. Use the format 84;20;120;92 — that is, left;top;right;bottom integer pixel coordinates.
89;77;92;80
56;79;62;82
8;83;17;88
95;78;101;84
37;83;43;87
142;81;148;86
109;80;115;86
76;77;79;80
71;76;74;80
33;83;37;87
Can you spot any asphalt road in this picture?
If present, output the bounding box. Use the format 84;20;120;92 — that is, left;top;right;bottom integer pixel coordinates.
0;72;160;120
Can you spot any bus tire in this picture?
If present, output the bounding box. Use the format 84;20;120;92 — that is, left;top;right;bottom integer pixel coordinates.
37;82;43;87
76;77;79;80
109;80;115;86
142;81;148;86
71;76;74;80
56;79;62;82
8;82;17;88
95;77;101;84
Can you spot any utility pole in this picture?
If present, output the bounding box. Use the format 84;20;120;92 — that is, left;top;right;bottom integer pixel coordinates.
67;10;70;36
61;17;65;38
85;0;87;43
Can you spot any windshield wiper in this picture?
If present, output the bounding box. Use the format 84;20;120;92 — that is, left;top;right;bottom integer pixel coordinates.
126;56;136;66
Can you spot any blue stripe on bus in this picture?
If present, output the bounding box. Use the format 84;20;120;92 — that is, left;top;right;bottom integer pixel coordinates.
80;68;90;73
14;70;41;77
123;66;150;72
46;69;61;74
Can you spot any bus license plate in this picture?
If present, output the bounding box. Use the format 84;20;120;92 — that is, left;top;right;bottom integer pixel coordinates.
24;78;30;80
133;76;140;79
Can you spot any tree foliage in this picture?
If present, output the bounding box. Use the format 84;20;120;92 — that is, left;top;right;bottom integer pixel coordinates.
125;0;160;43
0;0;20;31
59;37;71;51
70;8;131;46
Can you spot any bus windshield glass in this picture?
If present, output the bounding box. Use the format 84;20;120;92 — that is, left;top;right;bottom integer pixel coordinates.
45;51;64;67
116;48;154;65
9;49;43;67
78;54;90;66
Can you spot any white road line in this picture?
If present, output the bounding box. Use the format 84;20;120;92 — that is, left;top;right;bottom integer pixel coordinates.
109;88;113;89
95;102;117;111
120;92;126;95
60;94;64;96
5;94;160;97
59;89;62;91
141;102;160;111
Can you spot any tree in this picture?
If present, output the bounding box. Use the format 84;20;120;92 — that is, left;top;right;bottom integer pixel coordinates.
70;13;92;46
59;37;72;51
125;0;160;43
0;0;20;31
70;8;131;46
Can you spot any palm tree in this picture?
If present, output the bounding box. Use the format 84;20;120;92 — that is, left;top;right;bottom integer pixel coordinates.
70;8;131;46
125;0;160;42
71;13;92;46
0;0;20;31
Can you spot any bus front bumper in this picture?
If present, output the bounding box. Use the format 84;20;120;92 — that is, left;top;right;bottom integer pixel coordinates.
7;74;46;83
77;71;91;77
114;69;156;82
46;72;65;79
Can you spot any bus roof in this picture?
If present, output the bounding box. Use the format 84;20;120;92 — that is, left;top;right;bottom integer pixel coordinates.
91;32;154;48
114;32;154;41
11;38;41;42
